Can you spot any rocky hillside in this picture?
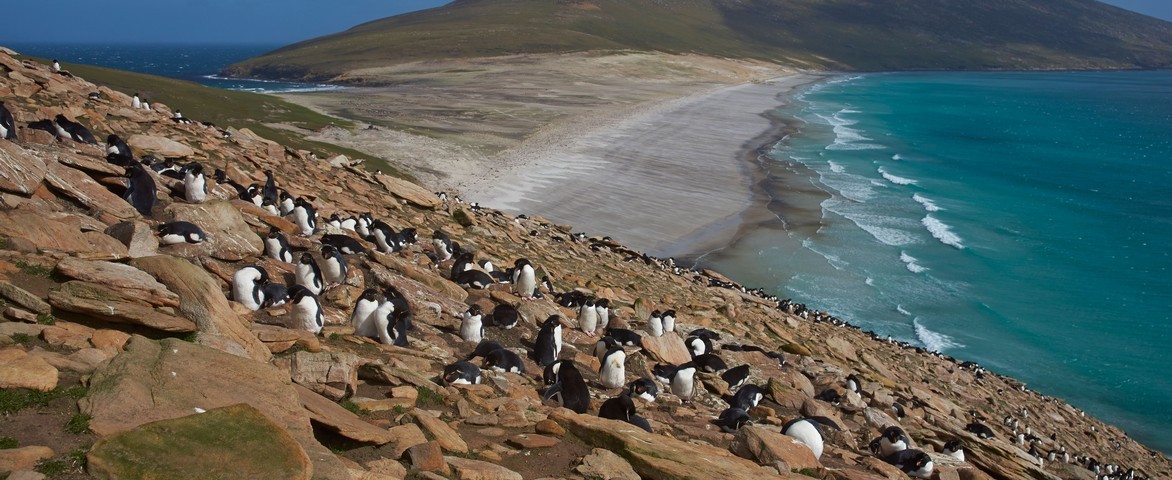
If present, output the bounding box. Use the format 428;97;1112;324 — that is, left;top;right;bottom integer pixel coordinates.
0;50;1169;480
224;0;1172;82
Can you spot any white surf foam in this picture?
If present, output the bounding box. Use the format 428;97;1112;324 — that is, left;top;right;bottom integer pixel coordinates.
891;154;903;161
922;215;965;249
914;317;964;352
900;251;927;273
912;193;942;212
878;167;917;185
828;160;845;173
896;304;912;316
865;277;875;286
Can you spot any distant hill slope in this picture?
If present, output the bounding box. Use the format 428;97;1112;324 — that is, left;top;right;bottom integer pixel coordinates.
225;0;1172;81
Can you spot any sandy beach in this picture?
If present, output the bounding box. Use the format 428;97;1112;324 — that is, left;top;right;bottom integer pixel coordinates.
277;53;820;256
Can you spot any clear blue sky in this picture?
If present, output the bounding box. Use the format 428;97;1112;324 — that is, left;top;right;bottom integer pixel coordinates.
0;0;1169;46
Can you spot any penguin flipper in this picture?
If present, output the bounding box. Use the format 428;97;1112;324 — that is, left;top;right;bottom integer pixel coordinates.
810;416;843;431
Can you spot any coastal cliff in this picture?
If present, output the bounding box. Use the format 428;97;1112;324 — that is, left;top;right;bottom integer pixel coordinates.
0;49;1168;480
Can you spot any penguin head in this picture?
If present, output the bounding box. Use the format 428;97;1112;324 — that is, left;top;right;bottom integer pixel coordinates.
466;304;482;317
883;426;907;443
106;134;120;144
943;440;964;454
514;258;532;269
299;253;314;265
541;315;562;329
289;285;314;304
595;298;609;309
267;226;283;239
360;288;381;302
184;162;202;175
321;245;338;257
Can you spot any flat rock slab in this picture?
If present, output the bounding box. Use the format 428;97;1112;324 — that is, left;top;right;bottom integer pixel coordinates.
374;173;439;209
641;332;692;365
55;258;179;307
0;280;51;314
0;141;48;195
0;348;58;392
414;413;468;453
48;281;195;333
443;456;523;480
575;448;640;480
127;134;195;158
0;210;128;260
731;425;822;470
506;434;559;449
87;403;311;480
165;200;263;261
295;384;395;445
44;160;139;219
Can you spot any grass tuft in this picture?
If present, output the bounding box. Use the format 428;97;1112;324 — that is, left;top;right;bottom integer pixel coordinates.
415;386;444;407
10;333;31;345
14;261;52;277
0;386;88;415
65;413;92;434
0;436;17;449
340;401;370;417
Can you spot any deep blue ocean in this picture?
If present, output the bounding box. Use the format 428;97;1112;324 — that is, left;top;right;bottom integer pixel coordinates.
1;43;343;93
706;71;1172;454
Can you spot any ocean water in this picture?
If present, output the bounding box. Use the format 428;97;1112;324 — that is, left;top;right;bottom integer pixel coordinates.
2;43;343;93
705;71;1172;454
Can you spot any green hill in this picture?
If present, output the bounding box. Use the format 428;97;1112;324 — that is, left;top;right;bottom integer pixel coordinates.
225;0;1172;81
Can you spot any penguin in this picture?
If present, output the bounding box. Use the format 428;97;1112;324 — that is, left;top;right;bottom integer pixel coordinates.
350;288;381;337
542;359;567;385
369;220;399;253
105;134;132;158
320;245;348;285
459;305;484;343
593;337;620;362
123;163;157;217
293;197;316;236
260;200;279;216
215;169;247;198
876;426;910;457
692;353;728;373
382;286;412;331
354;212;373;238
53;114;96;144
142;100;152;111
232;265;269;311
320;234;366;255
543;361;590;414
483;348;525;374
279;191;295;216
491;303;519;329
604;327;642;347
965;422;995;439
883;450;934;479
891;402;906;420
157;221;205;245
288;285;324;335
594;298;610;331
942;440;965;462
264;227;294;263
846;374;863;395
714;407;752;433
512;258;536;298
627;378;659;403
599;393;637;423
51;59;61;72
442;361;482;385
0;102;17;140
647;310;664;337
684;335;712;357
450;252;475;280
260;283;289;308
468;339;504;361
181;162;207;203
373;307;408;347
782;417;841;460
669;361;698;403
262;170;279;206
598;347;627;389
577;297;599;336
131;93;142;109
724;384;767;410
455;269;494;289
432;230;454;261
722;364;751;391
533;315;562;366
171;110;191;125
295;253;324;295
662;309;677;333
688;328;722;341
539;275;555;295
651;363;679;385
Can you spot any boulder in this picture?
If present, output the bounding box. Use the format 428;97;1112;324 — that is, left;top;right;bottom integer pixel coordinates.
44;161;139;219
414;413;469;453
55;258;179;307
126;134;195;158
0;446;54;474
87;404;311;480
386;424;429;459
730;425;822;470
374;173;439;209
48;281;195;333
286;351;364;401
443;456;523;480
102;221;158;258
130;255;271;362
0;348;58;392
0;141;48;195
0;280;51;315
407;442;447;473
165;201;263;261
295;384;394;445
0;210;128;260
575;448;640;480
640;332;692;365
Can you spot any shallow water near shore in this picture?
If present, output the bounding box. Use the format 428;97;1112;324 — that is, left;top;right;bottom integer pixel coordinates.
701;71;1172;453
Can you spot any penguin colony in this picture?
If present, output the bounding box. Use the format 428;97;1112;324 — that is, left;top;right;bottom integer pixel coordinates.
0;55;1162;480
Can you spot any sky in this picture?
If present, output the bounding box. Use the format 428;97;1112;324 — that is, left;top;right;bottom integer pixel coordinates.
0;0;1170;46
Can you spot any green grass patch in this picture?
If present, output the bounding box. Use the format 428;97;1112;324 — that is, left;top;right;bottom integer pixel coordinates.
793;468;819;478
10;333;31;345
14;261;52;278
415;386;444;407
0;386;88;415
339;401;370;417
36;313;55;326
0;436;17;449
68;446;89;470
35;459;69;476
66;413;92;434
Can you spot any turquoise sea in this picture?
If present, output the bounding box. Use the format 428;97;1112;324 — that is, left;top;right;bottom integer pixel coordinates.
704;71;1172;454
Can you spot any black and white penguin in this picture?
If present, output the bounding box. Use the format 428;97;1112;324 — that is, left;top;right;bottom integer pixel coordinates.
279;191;295;216
876;426;910;457
319;245;348;286
692;353;728;373
669;361;698;403
714;407;752;433
543;361;589;414
157;221;205;245
264;227;294;263
232;265;269;311
181;162;207;203
52;114;96;144
432;230;454;261
627;378;659;403
318;234;363;256
105;136;133;165
542;359;567;385
450;252;475;280
123;163;157;217
382;286;412;331
662;309;677;333
171;110;192;125
598;347;627;389
684;335;712;358
483;347;525;374
369;220;399;254
722;364;751;391
131;93;142;110
262;170;279;206
782;417;841;460
459;305;484;343
350;288;380;337
293;198;316;236
891;402;906;420
646;310;664;337
604;327;642;347
592;337;620;362
594;298;610;331
261;197;280;216
51;59;61;72
689;328;722;341
490;303;519;329
577;297;599;336
455;269;494;289
442;361;482;385
599;393;637;423
965;422;995;439
468;339;504;361
373;308;409;347
260;283;289;308
141;99;152;111
883;450;934;479
512;258;537;298
533;315;562;366
846;374;863;395
652;363;679;385
942;440;965;462
0;102;15;140
295;253;324;295
725;384;768;410
288;285;323;335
